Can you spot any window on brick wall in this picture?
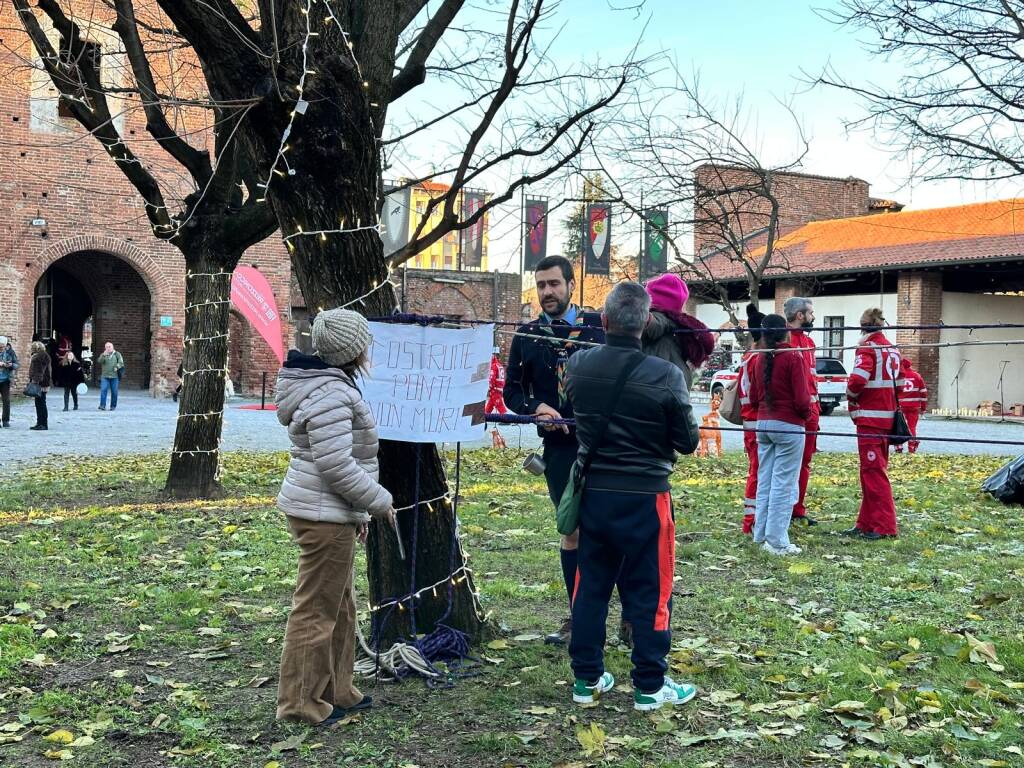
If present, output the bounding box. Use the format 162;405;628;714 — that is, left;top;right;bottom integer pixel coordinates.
825;316;844;358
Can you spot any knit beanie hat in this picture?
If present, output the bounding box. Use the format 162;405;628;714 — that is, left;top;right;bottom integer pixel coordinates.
646;273;690;314
311;308;371;367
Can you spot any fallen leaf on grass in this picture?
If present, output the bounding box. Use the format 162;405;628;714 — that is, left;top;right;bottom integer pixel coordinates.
513;633;542;642
270;733;306;753
486;639;510;650
576;722;606;757
787;562;814;575
43;729;74;744
675;728;757;747
68;736;95;748
43;749;73;760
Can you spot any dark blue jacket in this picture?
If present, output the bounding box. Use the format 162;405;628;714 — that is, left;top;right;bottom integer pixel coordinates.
502;309;604;444
0;345;18;384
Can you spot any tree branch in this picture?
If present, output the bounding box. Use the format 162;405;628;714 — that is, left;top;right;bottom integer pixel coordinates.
112;0;213;185
390;0;466;102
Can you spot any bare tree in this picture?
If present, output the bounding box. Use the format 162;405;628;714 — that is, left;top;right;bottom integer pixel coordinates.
9;0;278;498
10;0;643;646
596;74;810;326
820;1;1024;183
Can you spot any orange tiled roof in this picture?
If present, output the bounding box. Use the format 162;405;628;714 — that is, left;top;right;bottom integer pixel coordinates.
686;198;1024;282
419;180;451;193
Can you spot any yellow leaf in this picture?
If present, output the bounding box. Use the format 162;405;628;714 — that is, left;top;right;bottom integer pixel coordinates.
44;730;74;744
264;762;282;768
787;563;814;575
222;524;238;534
43;749;73;760
69;736;95;748
486;639;509;650
907;637;921;650
576;722;606;757
1003;681;1024;689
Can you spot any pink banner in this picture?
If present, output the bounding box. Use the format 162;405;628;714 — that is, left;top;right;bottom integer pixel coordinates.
231;266;284;364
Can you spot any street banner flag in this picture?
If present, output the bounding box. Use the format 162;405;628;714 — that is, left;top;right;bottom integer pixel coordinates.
642;209;669;280
523;197;548;270
584;203;611;275
461;191;486;268
381;185;411;256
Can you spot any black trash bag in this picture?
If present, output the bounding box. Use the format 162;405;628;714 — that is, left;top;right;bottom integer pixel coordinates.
981;453;1024;504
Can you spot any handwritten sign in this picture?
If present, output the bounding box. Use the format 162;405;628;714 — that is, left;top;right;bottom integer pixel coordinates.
363;322;494;442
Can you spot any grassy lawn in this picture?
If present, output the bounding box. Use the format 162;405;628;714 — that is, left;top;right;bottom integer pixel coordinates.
1;448;1023;767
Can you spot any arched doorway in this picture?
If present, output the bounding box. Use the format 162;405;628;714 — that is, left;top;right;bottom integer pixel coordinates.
34;251;153;388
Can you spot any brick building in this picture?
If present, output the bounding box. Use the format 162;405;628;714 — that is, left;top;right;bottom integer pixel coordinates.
687;165;1024;411
0;11;518;397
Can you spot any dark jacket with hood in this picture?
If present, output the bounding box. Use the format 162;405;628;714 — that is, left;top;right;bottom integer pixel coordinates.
565;334;700;493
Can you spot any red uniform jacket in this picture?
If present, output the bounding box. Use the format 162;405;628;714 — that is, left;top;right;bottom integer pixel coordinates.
790;329;819;415
847;331;900;431
738;350;758;426
749;343;813;427
900;367;927;413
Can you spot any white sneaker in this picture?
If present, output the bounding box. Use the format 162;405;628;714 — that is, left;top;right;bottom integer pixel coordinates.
572;671;615;704
762;542;802;556
634;677;698;711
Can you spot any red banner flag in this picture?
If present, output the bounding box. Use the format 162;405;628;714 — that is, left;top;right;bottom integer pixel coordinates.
231;266;284;364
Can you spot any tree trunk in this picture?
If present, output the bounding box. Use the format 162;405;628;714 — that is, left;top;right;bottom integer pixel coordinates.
164;249;238;499
235;14;485;647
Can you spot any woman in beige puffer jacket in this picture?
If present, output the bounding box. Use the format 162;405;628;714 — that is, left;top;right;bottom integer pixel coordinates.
275;308;394;726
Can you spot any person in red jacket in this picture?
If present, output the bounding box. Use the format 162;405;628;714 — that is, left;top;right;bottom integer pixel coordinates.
486;347;508;414
783;297;819;526
844;308;900;539
748;314;812;555
895;357;927;454
740;303;766;534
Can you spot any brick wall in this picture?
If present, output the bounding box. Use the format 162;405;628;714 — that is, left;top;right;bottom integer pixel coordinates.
397;268;522;358
0;9;292;397
895;271;942;409
773;279;816;316
694;165;871;256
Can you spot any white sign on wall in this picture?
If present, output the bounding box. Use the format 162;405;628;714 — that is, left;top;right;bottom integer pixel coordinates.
362;322;494;443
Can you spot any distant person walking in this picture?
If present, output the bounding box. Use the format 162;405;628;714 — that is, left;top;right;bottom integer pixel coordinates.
97;342;125;411
748;315;811;556
274;308;396;726
27;341;52;431
0;335;18;428
56;351;85;411
895;357;927;454
738;303;766;534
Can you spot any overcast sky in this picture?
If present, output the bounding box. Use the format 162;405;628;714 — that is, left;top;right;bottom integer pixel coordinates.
392;1;1021;273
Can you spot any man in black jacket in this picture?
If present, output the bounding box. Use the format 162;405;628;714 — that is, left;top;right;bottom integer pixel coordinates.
503;256;604;645
564;282;700;711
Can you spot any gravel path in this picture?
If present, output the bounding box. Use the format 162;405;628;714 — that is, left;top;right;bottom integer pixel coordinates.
3;391;1024;467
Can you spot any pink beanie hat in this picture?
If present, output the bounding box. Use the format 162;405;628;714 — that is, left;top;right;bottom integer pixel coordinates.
645;273;689;314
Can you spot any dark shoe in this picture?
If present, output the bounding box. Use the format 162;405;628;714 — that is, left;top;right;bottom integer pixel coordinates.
110;407;116;411
320;696;373;726
792;515;818;526
73;405;78;411
545;617;572;646
618;619;634;649
98;406;106;411
840;526;864;537
30;424;47;430
861;531;883;541
62;406;69;412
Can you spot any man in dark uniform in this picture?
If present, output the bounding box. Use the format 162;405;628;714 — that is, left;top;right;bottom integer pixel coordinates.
503;255;604;645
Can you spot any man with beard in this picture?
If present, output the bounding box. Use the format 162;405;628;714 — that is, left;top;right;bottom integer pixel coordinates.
783;296;819;526
504;255;606;645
